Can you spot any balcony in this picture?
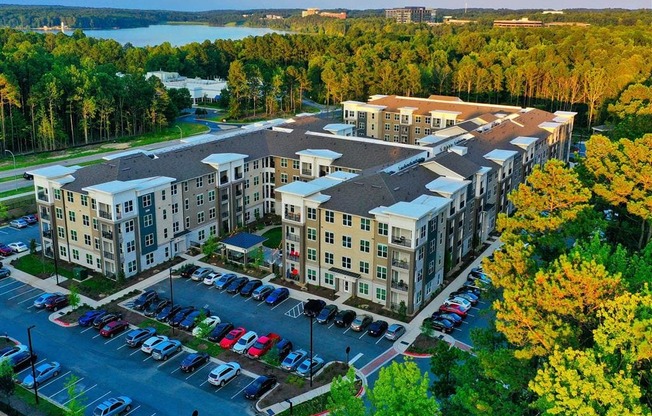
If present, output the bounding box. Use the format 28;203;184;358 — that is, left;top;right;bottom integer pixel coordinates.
103;251;115;260
285;212;301;222
288;251;300;261
102;231;113;239
391;280;409;292
235;190;242;196
99;210;112;220
221;193;229;201
235;172;243;180
392;259;410;270
37;192;49;202
236;206;243;213
42;230;52;239
40;213;51;221
221;212;229;219
391;236;411;248
286;234;300;242
220;175;229;184
301;169;312;176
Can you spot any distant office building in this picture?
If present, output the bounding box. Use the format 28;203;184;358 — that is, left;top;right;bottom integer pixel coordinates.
542;10;564;14
301;8;347;19
146;71;227;104
385;7;432;23
493;18;544;28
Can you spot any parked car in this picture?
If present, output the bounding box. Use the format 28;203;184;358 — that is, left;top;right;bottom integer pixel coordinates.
33;292;62;309
296;356;325;378
133;289;158;311
180;352;210;373
78;309;107;327
0;345;28;362
450;289;480;303
367;320;389;337
385;323;406;341
151;339;182;361
316;304;338;324
438;304;468;318
100;320;130;338
203;271;222;286
427;317;454;334
468;267;492;284
9;219;28;229
350;314;373;332
252;284;275;301
240;279;263;297
22;361;60;388
192;315;221;337
144;298;170;317
208;362;241;387
444;296;472;310
93;396;132;416
462;280;486;292
208;322;234;343
125;327;156;347
265;287;290;306
303;299;326;318
244;375;277;400
21;215;38;225
334;310;356;327
190;267;213;281
92;312;123;329
281;349;308;371
22;172;34;181
214;273;237;290
226;276;249;294
141;335;169;354
448;291;478;306
432;311;463;326
232;330;258;354
8;242;28;253
275;338;294;360
44;294;68;311
0;244;13;256
169;306;196;327
219;327;246;349
246;333;281;359
9;349;37;372
180;309;211;331
180;265;200;279
156;304;182;322
0;268;11;279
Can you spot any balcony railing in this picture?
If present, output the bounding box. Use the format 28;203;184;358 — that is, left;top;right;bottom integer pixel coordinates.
391;236;411;247
41;213;51;221
37;192;49;202
221;194;229;201
236;206;243;213
235;173;243;180
391;280;409;292
285;212;301;222
221;212;229;219
103;251;115;260
99;210;112;220
287;253;300;261
235;190;242;196
220;176;229;184
392;259;410;269
286;234;300;242
42;230;52;239
102;231;113;239
301;169;312;176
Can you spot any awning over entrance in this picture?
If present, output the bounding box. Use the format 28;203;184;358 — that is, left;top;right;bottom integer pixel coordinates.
328;267;361;283
221;233;267;264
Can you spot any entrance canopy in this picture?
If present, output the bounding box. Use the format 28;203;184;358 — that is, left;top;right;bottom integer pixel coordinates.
221;233;267;264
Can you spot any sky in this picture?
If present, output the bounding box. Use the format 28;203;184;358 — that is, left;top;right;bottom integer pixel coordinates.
0;0;649;10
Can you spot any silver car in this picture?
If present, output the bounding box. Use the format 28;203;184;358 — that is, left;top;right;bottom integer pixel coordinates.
385;324;406;341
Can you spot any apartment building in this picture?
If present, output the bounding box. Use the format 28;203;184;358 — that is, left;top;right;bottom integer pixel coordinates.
385;7;432;23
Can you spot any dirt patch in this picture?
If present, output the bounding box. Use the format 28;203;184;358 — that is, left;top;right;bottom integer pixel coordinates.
344;297;409;323
406;333;441;355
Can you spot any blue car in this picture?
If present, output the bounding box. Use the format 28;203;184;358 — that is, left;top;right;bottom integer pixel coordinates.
124;327;156;347
214;273;237;290
265;288;290;306
151;339;182;361
93;396;132;416
23;361;61;388
179;309;211;331
33;292;62;309
78;310;107;327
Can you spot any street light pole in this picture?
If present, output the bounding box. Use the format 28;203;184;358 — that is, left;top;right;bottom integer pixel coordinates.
346;345;351;365
169;268;175;335
309;315;314;388
53;248;60;286
4;150;16;192
284;399;293;416
27;325;39;404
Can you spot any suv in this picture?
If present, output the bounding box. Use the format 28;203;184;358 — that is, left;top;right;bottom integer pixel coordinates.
133;290;158;311
151;340;182;361
275;338;293;360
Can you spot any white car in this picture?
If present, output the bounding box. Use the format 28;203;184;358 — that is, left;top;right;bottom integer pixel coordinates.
232;330;257;354
192;315;221;336
207;362;241;387
444;296;472;310
140;335;169;354
203;272;222;286
8;242;28;253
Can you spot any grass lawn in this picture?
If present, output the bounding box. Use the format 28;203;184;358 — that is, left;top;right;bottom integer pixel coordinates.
13;254;74;279
0;186;33;198
262;227;282;249
15;385;66;415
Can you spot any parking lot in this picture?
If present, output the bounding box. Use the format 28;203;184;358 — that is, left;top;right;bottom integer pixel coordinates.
144;277;397;370
0;277;260;416
0;220;41;249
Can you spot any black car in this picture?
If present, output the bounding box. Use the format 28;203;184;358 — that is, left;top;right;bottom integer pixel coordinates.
240;280;263;297
78;309;107;327
23;172;34;180
426;317;454;334
334;309;356;327
275;338;293;360
144;298;170;317
367;320;389;337
244;375;277;400
44;295;68;311
179;308;211;331
180;265;200;278
92;312;123;329
208;322;234;342
180;352;210;373
226;277;249;294
169;307;196;327
9;350;37;372
316;304;338;324
133;289;158;311
156;304;182;322
431;311;463;326
303;299;326;318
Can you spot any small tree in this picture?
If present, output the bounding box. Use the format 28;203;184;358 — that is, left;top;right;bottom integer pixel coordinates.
29;238;37;254
68;284;81;310
398;301;407;322
262;342;280;367
252;247;265;269
64;374;86;416
0;360;15;407
193;311;209;339
202;234;218;259
421;318;434;338
327;366;365;416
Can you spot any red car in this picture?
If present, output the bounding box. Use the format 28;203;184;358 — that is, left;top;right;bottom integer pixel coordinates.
0;244;13;257
246;333;281;359
219;327;246;349
100;320;130;338
45;295;69;311
439;303;468;318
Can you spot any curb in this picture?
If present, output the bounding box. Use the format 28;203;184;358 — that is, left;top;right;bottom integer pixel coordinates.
402;351;432;358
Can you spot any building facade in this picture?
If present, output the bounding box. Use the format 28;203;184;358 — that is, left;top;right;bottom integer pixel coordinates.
385;7;432;23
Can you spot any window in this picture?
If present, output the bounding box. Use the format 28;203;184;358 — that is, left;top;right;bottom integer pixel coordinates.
385;113;391;120
307;248;317;261
70;230;77;241
394;114;400;121
184;199;189;210
185;217;190;228
415;127;421;135
425;116;431;124
172;203;178;214
341;257;351;269
196;176;203;188
55;207;63;220
208;190;215;202
393;125;400;132
280;173;288;183
171;184;178;195
143;214;153;227
208;173;215;184
198;230;205;241
91;198;96;209
82;215;89;226
293;160;300;170
145;233;154;247
359;240;370;253
66;191;74;203
161;190;166;200
197;211;205;223
307;208;317;221
128;260;137;273
124;200;134;213
324;252;334;264
209;208;216;219
80;195;88;206
68;211;76;222
146;253;154;265
377;244;388;258
244;196;250;205
253;192;260;202
307;268;316;282
384;123;390;131
94;238;100;250
325;210;334;223
325;231;334;244
59;246;67;257
376;266;387;280
429;260;435;274
360;218;370;231
72;249;79;260
376;288;387;301
196;194;204;206
307;228;316;241
142;194;152;207
164;228;168;239
253;161;259;170
424;128;431;135
253;176;260;186
84;234;91;245
342;214;352;227
163;209;167;220
415;115;422;123
57;227;65;239
173;222;179;233
92;218;98;230
324;273;334;285
359;261;369;274
342;236;352;248
378;223;388;236
359;282;369;295
126;241;135;253
125;220;135;233
86;254;93;265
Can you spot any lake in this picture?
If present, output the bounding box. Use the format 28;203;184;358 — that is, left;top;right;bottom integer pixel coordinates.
82;24;287;47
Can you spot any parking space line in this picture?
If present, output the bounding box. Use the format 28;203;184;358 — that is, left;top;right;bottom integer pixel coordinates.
244;297;253;302
200;379;209;386
19;293;44;304
284;302;304;318
328;323;335;329
171;367;181;374
81;327;94;333
185;362;210;380
348;353;363;365
117;344;129;350
143;355;153;362
231;293;239;298
271;297;290;311
62;383;97;406
41;371;73;391
0;283;25;295
130;349;143;356
0;280;19;290
85;390;112;408
358;331;368;339
124;405;141;415
343;327;351;334
16;359;46;375
214;378;235;391
157;357;178;368
375;337;385;345
8;287;39;300
466;314;475;318
93;333;102;339
232;379;256;400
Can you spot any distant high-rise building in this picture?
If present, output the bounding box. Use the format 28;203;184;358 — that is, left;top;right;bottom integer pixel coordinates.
385;6;432;23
